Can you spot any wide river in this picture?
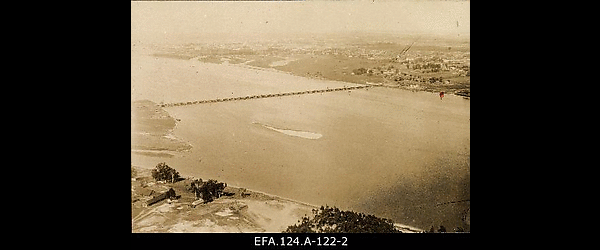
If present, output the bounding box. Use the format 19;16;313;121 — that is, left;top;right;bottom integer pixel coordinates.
131;1;470;231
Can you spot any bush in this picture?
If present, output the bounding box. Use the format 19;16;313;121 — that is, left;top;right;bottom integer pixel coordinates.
188;179;203;193
283;205;401;233
352;68;368;75
151;162;181;183
427;225;450;233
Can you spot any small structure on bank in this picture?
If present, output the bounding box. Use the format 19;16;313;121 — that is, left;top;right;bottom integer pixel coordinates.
146;188;177;207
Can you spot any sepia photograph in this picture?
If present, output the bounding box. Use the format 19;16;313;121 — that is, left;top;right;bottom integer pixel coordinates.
131;0;469;234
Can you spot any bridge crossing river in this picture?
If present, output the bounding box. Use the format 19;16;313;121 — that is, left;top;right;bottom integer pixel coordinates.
160;85;374;108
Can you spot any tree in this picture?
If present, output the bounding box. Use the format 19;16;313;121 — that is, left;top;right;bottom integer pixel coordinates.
283;205;401;233
189;179;227;203
201;179;227;203
352;68;368;75
188;179;203;199
151;162;181;183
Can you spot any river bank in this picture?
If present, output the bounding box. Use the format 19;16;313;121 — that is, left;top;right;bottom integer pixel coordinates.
131;165;422;233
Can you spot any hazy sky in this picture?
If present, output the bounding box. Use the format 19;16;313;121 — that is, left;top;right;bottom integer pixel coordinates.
132;1;469;43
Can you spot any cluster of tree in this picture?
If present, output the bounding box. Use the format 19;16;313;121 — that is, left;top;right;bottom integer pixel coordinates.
352;68;368;75
428;225;447;233
426;225;467;233
188;178;227;203
393;75;418;82
151;162;181;183
428;76;444;83
283;205;401;233
392;75;446;84
454;89;470;98
305;71;324;78
354;66;402;77
412;62;442;70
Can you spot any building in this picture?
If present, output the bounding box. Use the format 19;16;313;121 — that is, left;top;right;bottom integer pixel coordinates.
146;188;177;207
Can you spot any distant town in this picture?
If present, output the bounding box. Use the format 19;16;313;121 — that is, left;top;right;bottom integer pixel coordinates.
153;34;470;98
